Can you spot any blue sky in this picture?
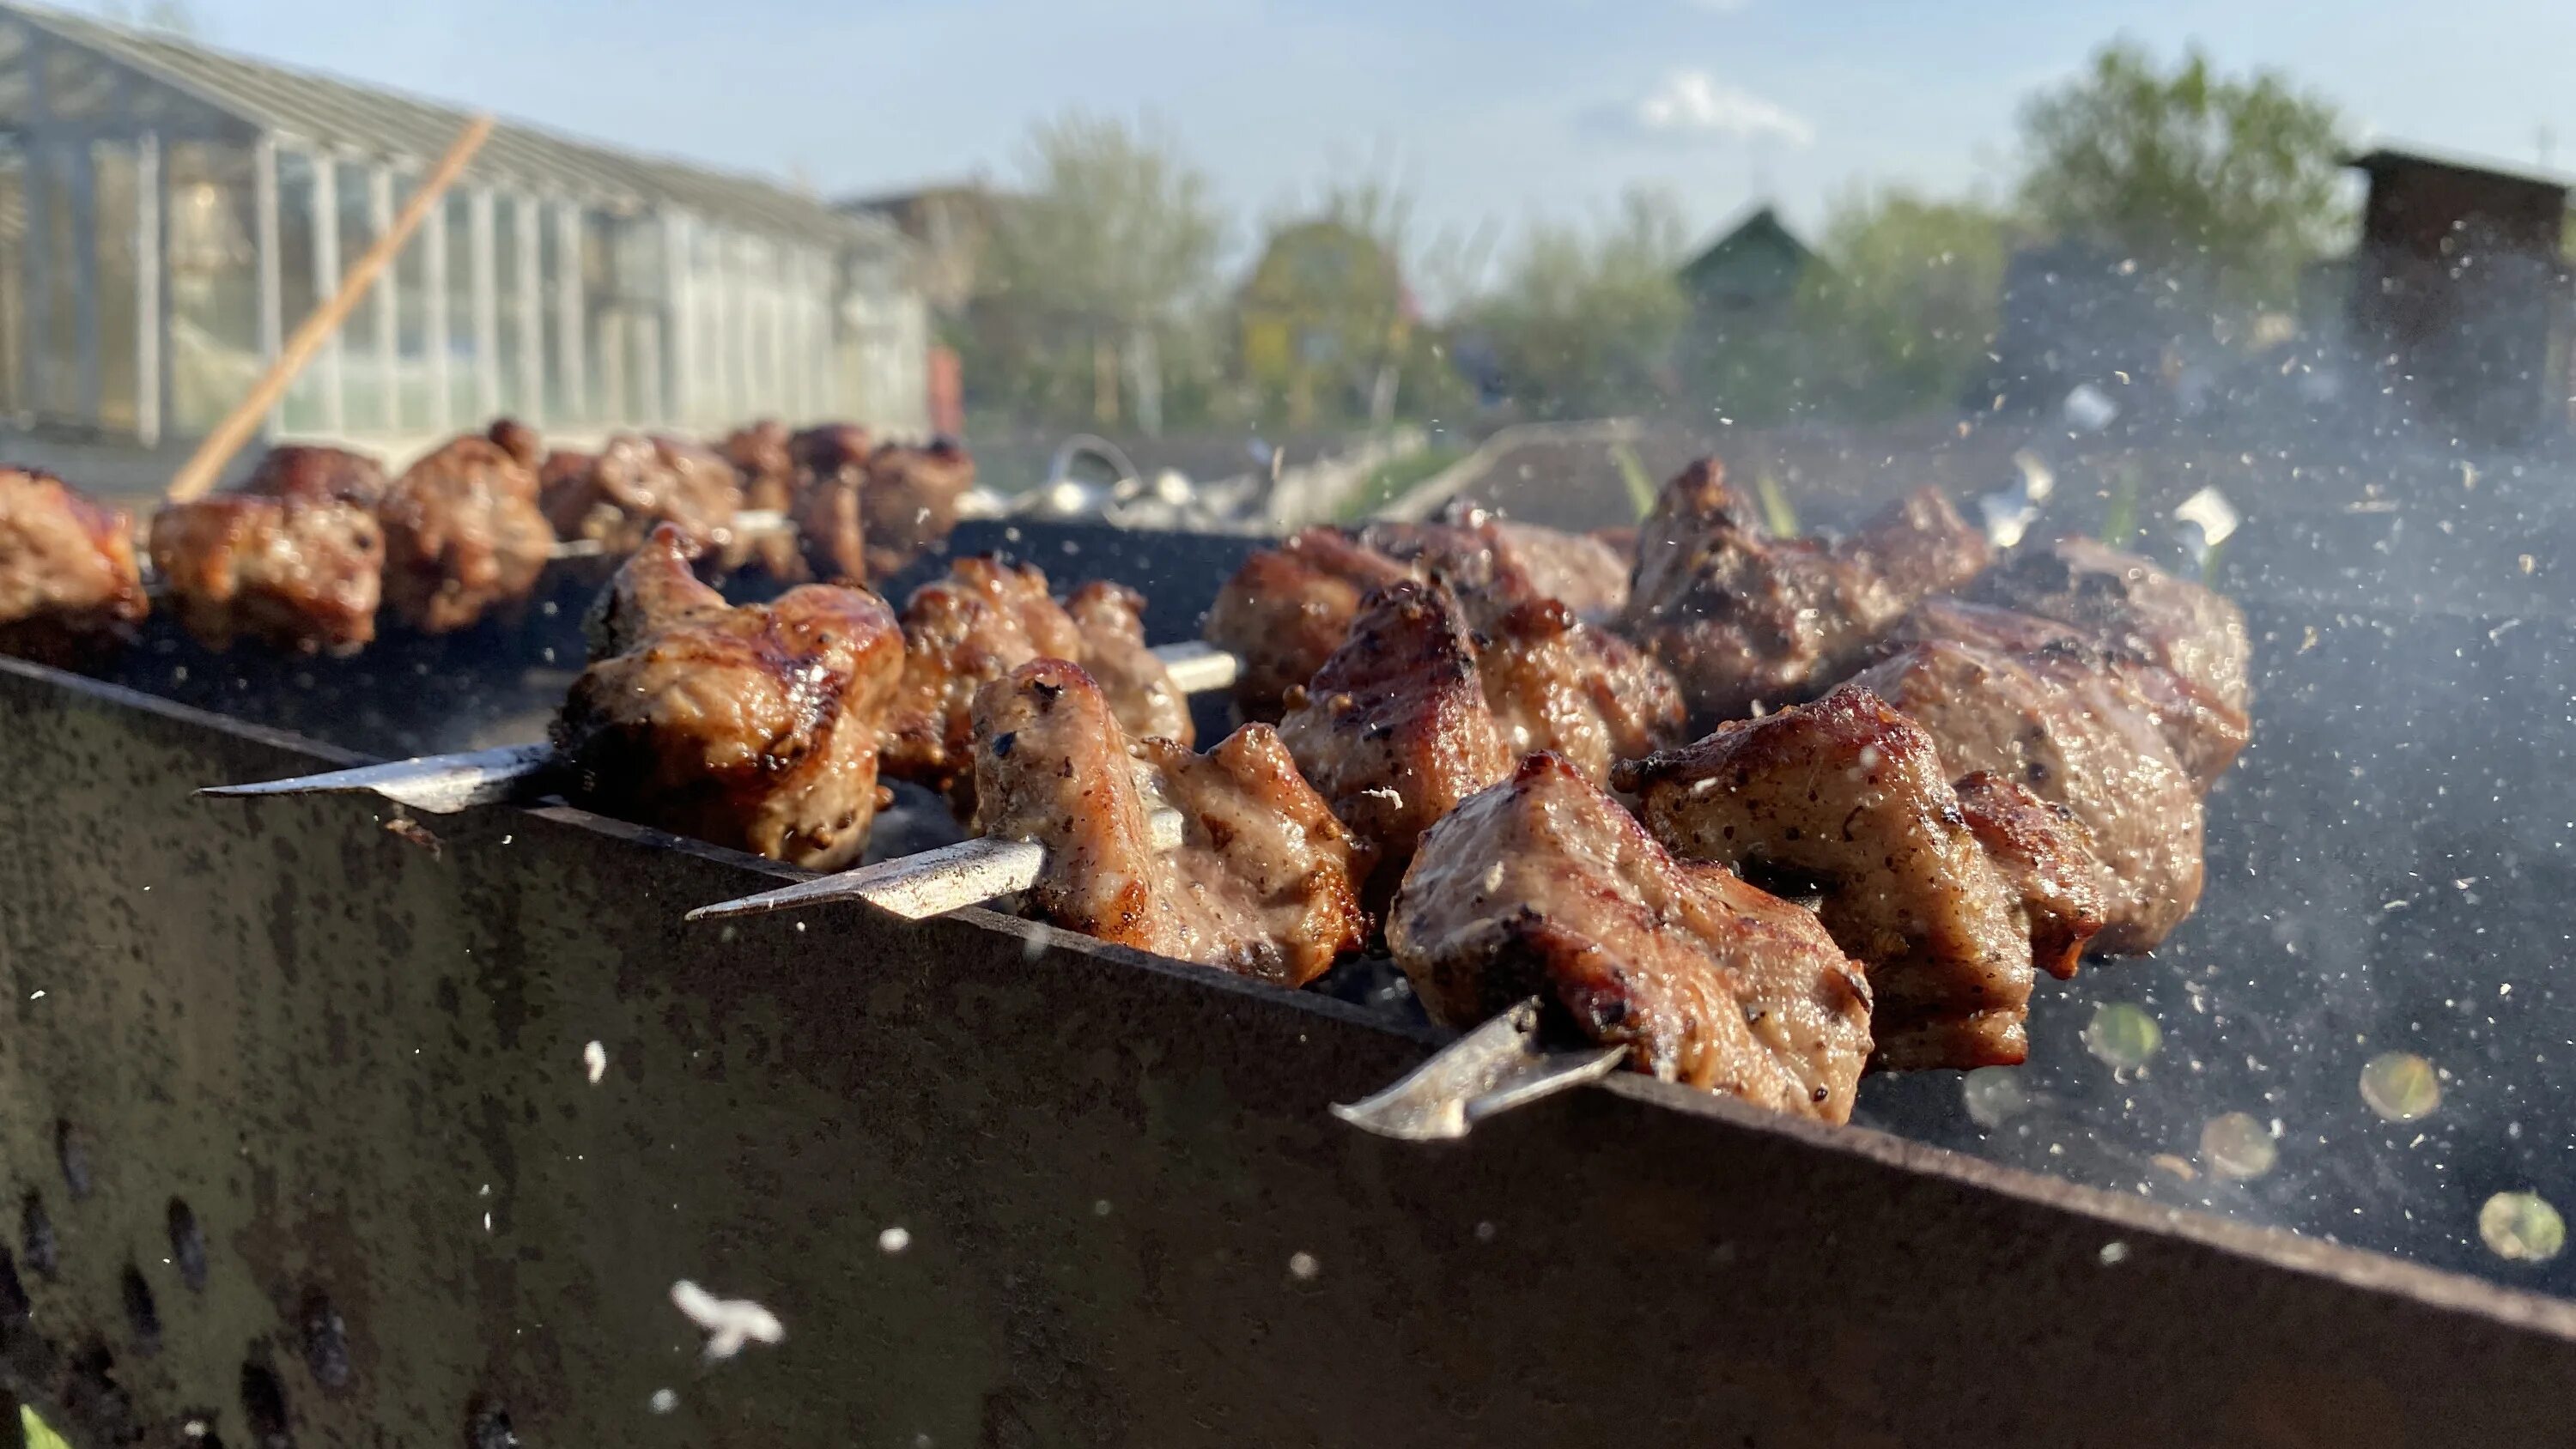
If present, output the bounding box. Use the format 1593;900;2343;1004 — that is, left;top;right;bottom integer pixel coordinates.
129;0;2576;276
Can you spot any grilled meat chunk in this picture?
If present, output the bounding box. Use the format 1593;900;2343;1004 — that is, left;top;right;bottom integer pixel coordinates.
1972;536;2251;715
1619;685;2099;1070
1279;579;1512;888
787;424;872;583
1360;506;1631;620
241;444;388;508
1388;752;1874;1121
486;418;544;470
1623;458;1989;724
1848;638;2202;954
540;433;743;557
719;419;805;579
378;433;553;634
862;438;975;579
0;468;148;664
1475;594;1683;783
1203;526;1415;720
1953;770;2107;982
971;658;1366;985
1066;580;1194;747
1896;597;2249;788
554;526;904;870
149;479;383;654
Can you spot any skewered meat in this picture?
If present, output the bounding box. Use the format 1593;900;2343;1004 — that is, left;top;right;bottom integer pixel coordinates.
1203;526;1414;720
378;433;552;634
1388;752;1874;1122
787;424;871;582
1066;581;1194;747
1847;637;2200;954
1953;770;2106;983
1972;536;2251;714
970;658;1367;985
241;444;388;507
862;438;975;579
1895;597;2248;788
149;474;384;654
719;419;805;579
1623;458;1989;724
553;525;904;870
1279;579;1511;888
1360;506;1630;620
1475;595;1682;783
1618;684;2101;1070
0;468;148;664
880;556;1187;803
541;433;743;557
486;418;544;471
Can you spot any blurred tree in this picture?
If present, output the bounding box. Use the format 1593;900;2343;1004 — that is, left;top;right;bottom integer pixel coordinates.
1788;188;2014;420
960;112;1227;433
1466;188;1692;419
2017;41;2347;312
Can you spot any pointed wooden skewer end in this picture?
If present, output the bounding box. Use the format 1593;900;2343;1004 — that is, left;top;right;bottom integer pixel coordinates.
1329;999;1628;1141
197;743;556;815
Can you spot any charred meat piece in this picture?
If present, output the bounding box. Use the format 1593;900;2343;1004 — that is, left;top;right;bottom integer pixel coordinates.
1279;578;1511;889
1953;771;2107;982
0;468;149;664
486;417;544;471
1203;526;1419;720
378;433;553;634
240;444;388;508
149;483;383;654
1623;458;1989;724
1388;752;1874;1121
879;556;1090;802
1066;580;1194;747
1360;506;1631;621
1619;685;2099;1070
1848;638;2201;954
971;658;1367;985
1475;595;1683;784
554;526;904;870
719;419;805;579
540;433;743;557
787;424;872;583
1973;536;2251;715
1897;597;2248;788
862;438;975;579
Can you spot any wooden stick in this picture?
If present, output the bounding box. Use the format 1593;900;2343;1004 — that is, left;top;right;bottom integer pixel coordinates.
166;115;496;503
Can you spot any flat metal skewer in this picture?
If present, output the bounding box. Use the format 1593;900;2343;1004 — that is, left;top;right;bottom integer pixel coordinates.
547;509;792;561
1328;999;1628;1141
686;809;1187;923
193;643;1237;813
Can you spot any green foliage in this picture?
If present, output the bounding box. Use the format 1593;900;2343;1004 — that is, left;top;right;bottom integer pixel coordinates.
1334;445;1467;522
1239;217;1407;425
1789;188;2014;420
1469;189;1692;418
959;112;1229;427
2016;40;2348;312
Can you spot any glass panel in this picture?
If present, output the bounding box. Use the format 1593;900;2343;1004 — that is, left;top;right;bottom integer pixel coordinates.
271;149;321;432
334;161;382;433
166;139;254;434
390;175;433;433
0;149;23;416
0;22;33;129
492;192;526;415
443;191;475;426
539;203;568;423
31;142;74;419
40;44;115;124
92;140;137;433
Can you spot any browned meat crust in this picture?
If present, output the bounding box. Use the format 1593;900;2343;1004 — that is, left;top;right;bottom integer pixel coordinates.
554;526;905;870
379;434;552;634
149;487;383;654
1388;752;1873;1121
1622;458;1989;724
971;658;1366;985
540;433;743;557
0;468;148;664
1066;580;1194;747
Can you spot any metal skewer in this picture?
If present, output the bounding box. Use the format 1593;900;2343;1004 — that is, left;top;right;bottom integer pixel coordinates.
1327;999;1628;1141
193;643;1242;811
685;808;1188;923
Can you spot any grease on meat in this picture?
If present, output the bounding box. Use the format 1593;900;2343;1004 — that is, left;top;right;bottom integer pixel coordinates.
971;658;1366;985
0;468;148;664
379;433;553;634
1388;752;1874;1121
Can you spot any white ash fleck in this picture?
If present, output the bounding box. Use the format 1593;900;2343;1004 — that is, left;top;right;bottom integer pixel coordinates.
878;1226;911;1254
583;1040;607;1084
1288;1251;1320;1281
2098;1241;2129;1266
670;1280;785;1361
1092;1199;1112;1217
648;1388;677;1414
1473;1221;1497;1242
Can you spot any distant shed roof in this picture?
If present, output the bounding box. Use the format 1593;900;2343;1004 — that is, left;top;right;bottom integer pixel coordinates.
2348;144;2576;199
1677;204;1815;306
3;1;888;250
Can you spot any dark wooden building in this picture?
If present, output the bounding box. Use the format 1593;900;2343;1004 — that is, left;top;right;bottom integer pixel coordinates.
2348;146;2573;446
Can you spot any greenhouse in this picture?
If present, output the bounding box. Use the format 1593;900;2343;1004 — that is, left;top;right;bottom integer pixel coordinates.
0;2;927;454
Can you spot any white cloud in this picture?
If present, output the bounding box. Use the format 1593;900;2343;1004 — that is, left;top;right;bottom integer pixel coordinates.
1630;70;1814;147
